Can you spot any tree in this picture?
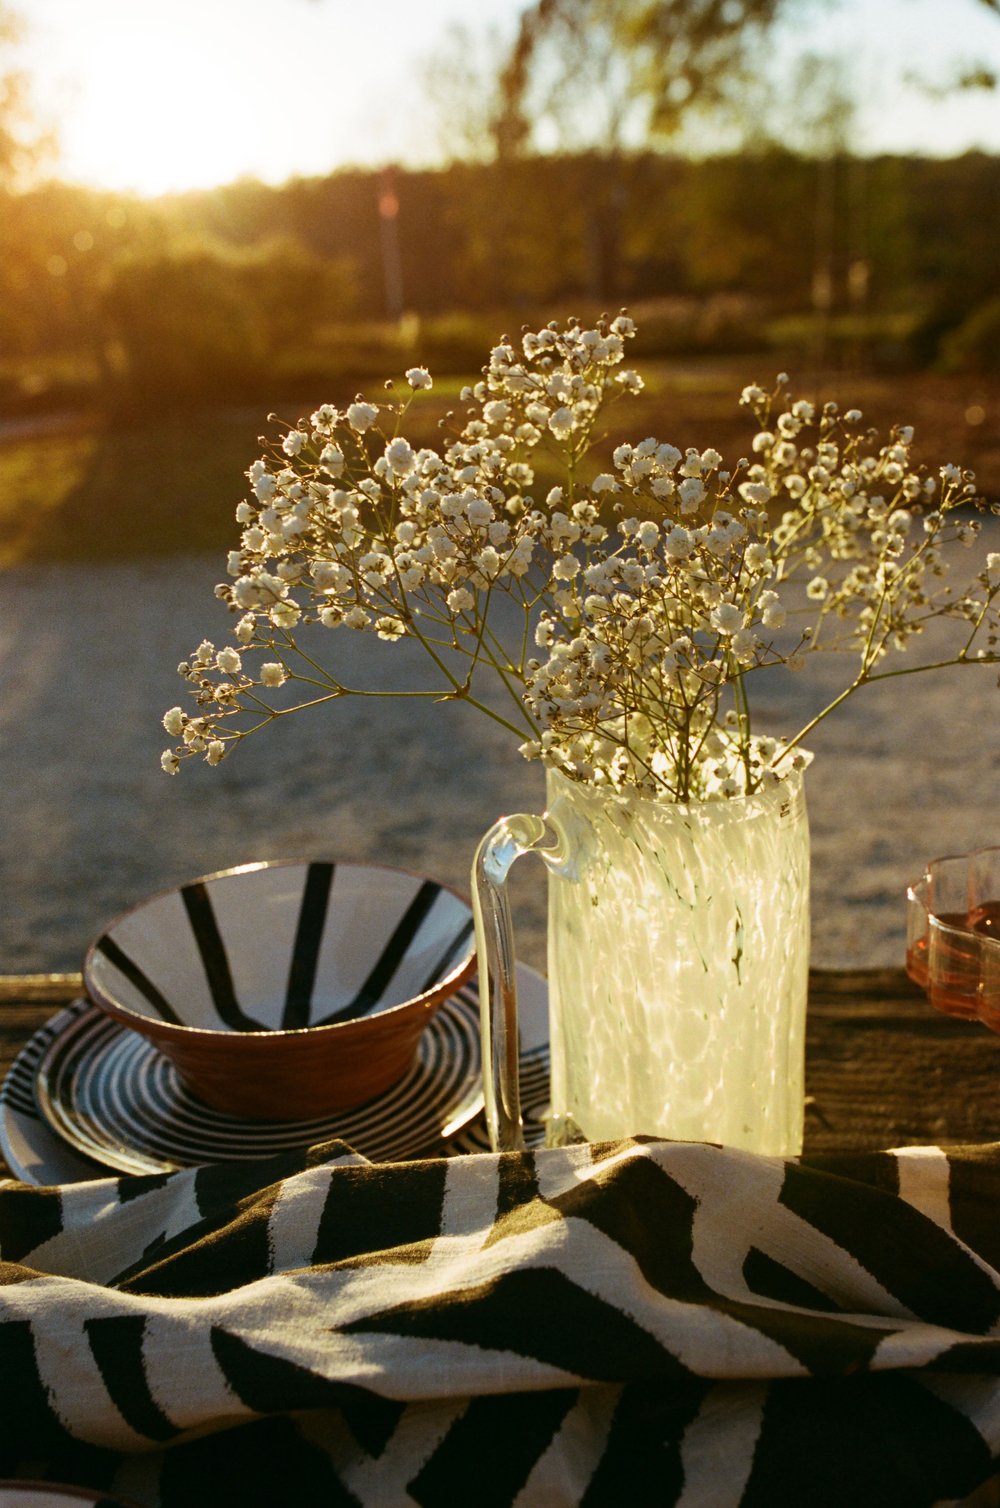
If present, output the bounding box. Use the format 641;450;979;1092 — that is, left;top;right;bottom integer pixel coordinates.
485;0;1000;160
0;3;52;186
490;0;797;158
99;234;357;409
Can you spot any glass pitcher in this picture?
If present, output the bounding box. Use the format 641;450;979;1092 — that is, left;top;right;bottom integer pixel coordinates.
473;763;811;1156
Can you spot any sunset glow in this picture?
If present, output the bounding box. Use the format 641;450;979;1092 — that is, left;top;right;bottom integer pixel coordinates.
15;0;1000;197
53;31;262;197
19;0;508;196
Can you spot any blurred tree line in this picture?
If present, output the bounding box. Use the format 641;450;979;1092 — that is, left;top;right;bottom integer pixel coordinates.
0;0;998;416
2;145;999;418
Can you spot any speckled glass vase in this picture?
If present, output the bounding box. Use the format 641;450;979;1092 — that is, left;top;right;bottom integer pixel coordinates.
473;761;811;1156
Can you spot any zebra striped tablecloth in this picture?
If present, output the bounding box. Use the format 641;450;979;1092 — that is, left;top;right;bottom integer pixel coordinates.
0;971;999;1505
1;1135;1000;1505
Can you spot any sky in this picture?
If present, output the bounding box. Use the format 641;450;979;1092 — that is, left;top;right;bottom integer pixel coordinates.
10;0;1000;196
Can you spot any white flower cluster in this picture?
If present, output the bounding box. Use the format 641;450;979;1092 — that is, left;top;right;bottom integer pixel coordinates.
163;315;999;802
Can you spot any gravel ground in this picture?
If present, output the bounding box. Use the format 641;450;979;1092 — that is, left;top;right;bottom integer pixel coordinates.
2;542;999;976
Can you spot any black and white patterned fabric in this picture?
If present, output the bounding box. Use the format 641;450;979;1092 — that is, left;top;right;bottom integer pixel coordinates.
1;1136;1000;1506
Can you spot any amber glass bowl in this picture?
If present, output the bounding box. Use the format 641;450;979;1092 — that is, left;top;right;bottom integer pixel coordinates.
906;846;1000;1030
83;859;476;1119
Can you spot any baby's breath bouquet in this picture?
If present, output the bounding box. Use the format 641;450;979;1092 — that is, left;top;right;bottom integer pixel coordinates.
162;315;999;803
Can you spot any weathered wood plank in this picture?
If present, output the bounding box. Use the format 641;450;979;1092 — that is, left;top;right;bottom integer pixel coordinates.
0;973;83;1002
804;1011;1000;1152
0;969;997;1172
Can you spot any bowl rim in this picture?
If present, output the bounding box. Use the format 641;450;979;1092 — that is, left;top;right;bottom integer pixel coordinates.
82;857;477;1041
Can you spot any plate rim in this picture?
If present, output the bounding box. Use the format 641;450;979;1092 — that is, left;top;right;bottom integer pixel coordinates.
0;998;102;1185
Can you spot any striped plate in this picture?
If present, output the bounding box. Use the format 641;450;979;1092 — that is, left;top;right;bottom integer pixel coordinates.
0;1484;144;1508
34;987;483;1174
16;966;550;1177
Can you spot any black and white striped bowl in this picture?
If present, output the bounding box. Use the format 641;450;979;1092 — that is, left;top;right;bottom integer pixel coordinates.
82;860;476;1121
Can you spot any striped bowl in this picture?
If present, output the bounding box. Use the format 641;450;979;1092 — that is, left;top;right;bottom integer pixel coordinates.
82;860;476;1120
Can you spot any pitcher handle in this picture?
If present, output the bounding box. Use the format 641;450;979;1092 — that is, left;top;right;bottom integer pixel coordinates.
473;811;566;1152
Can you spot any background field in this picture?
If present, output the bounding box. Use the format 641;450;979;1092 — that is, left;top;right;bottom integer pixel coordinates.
2;351;997;977
3;0;999;980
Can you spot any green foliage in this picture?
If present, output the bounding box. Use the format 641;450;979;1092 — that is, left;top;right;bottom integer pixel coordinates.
404;311;518;374
99;236;356;412
1;148;1000;419
0;412;266;563
490;0;789;158
0;183;165;373
938;297;1000;373
101;243;266;401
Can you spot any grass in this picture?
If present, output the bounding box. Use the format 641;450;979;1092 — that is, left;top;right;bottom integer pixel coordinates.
0;412;268;564
0;424;101;566
1;357;997;566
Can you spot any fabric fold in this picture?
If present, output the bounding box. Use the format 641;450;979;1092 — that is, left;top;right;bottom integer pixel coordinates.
0;1135;998;1506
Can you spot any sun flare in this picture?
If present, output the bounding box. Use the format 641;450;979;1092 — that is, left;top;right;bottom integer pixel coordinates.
27;0;423;197
54;31;269;197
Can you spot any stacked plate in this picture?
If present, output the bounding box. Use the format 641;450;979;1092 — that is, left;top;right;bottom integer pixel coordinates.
0;862;551;1186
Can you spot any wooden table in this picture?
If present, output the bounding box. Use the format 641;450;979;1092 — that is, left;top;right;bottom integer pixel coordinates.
2;966;999;1177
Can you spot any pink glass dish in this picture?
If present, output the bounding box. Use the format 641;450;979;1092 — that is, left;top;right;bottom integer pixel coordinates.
906;846;1000;1030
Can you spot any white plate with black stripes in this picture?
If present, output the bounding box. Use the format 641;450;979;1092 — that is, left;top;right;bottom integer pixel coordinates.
0;966;550;1183
0;1483;143;1507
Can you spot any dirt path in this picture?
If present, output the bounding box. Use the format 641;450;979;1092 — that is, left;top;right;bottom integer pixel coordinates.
2;548;999;976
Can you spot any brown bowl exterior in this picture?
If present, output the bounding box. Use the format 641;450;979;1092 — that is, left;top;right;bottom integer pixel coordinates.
89;970;472;1120
141;994;442;1119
